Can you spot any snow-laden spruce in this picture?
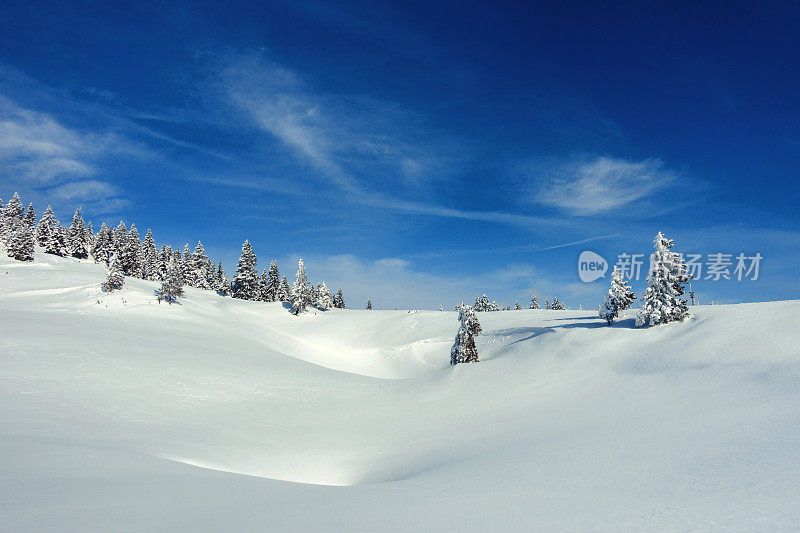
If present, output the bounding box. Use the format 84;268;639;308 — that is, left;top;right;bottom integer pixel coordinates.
333;288;346;309
551;297;566;310
529;293;540;309
599;266;636;325
316;282;334;310
636;232;691;327
232;240;259;300
0;193;24;243
159;257;185;304
366;299;373;310
292;259;312;314
67;208;89;259
278;276;292;302
264;260;280;302
450;304;482;365
215;262;231;296
102;253;125;292
140;230;159;281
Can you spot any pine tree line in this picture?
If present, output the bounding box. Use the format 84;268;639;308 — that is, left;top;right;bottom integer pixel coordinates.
229;241;347;313
1;192;348;310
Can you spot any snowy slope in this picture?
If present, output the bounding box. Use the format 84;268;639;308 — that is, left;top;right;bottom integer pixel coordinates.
1;249;800;531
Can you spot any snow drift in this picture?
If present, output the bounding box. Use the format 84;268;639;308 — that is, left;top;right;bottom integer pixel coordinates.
1;250;799;530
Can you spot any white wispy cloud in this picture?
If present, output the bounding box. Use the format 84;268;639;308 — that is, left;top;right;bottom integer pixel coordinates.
534;156;680;215
214;52;565;227
0;95;129;213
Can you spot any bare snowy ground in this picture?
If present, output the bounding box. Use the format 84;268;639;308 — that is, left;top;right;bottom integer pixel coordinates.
1;249;799;531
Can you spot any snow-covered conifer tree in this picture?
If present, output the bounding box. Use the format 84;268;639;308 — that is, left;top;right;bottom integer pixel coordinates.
84;220;94;250
232;240;259;300
292;259;311;314
45;221;68;256
125;224;141;276
450;304;482;365
636;232;690;327
7;224;34;261
551;297;566;310
67;208;89;259
157;245;170;280
36;206;57;247
278;276;292;302
188;241;211;289
1;193;24;243
102;253;125;292
264;260;280;302
215;262;230;296
599;266;636;326
317;282;334;310
529;294;540;309
333;288;345;309
140;229;158;280
366;299;373;310
258;268;270;301
112;221;128;257
514;300;522;310
544;300;550;310
159;257;185;304
23;203;35;228
91;223;112;264
486;300;499;312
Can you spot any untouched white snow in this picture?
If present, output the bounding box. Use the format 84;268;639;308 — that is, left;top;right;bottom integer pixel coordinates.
1;250;800;531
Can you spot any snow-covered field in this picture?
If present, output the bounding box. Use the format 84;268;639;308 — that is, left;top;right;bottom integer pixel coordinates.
1;250;799;531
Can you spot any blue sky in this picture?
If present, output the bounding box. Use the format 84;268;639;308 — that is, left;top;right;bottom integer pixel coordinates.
1;0;798;309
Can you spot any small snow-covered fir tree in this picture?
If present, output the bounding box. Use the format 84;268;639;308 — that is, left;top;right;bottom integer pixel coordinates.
486;300;499;312
310;283;321;307
258;268;270;301
292;259;312;314
67;208;89;259
23;203;36;228
36;206;57;246
159;257;185;304
316;282;334;310
529;294;540;309
232;240;259;300
450;304;482;365
544;300;550;310
1;193;24;243
187;241;211;289
366;299;373;310
157;245;170;280
264;260;280;302
278;276;292;302
514;300;522;310
333;288;346;309
84;220;94;249
551;297;566;310
45;221;68;256
102;253;125;292
636;232;690;327
139;229;158;280
599;266;636;326
215;262;231;296
91;222;112;264
7;224;34;261
125;224;141;276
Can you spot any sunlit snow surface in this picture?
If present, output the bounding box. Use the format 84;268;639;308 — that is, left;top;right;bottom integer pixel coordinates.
1;249;799;530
